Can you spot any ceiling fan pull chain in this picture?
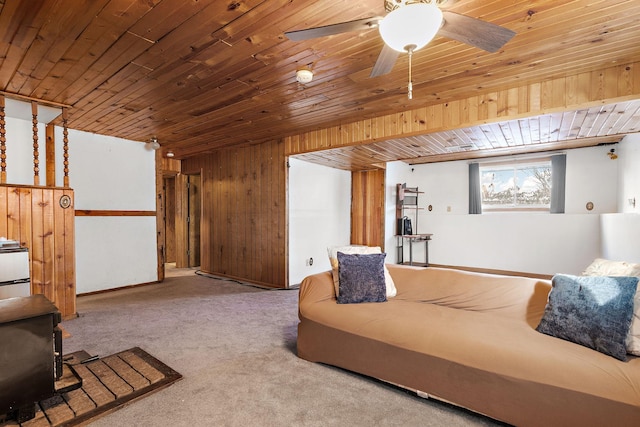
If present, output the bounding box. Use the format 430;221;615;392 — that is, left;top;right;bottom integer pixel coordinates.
407;46;415;100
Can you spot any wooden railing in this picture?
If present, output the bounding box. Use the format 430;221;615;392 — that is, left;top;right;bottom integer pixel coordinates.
0;94;76;318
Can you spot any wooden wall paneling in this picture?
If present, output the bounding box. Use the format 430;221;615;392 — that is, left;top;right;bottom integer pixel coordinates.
18;187;32;256
236;148;245;277
218;150;230;275
273;140;287;286
277;141;286;285
29;188;45;297
232;149;241;277
249;148;258;277
223;149;232;276
237;148;245;277
62;188;76;317
238;149;249;276
199;161;211;274
211;153;221;274
187;173;201;267
0;184;75;317
266;142;278;285
182;139;287;288
6;187;20;242
259;145;270;283
0;187;5;237
53;188;67;312
350;169;385;250
215;151;225;275
42;189;55;302
214;150;231;276
251;146;261;282
284;62;640;170
351;172;364;245
200;156;212;272
209;154;221;274
228;149;239;276
161;157;181;174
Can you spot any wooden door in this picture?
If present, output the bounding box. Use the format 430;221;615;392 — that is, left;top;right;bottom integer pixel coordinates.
163;176;176;263
187;174;201;267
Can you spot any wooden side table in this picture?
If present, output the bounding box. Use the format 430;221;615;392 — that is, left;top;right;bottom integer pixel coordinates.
396;234;432;267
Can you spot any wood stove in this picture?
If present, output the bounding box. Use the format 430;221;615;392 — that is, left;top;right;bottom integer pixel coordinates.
0;294;63;422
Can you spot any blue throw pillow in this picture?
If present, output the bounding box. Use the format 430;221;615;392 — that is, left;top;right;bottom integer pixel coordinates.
536;274;638;361
336;252;387;304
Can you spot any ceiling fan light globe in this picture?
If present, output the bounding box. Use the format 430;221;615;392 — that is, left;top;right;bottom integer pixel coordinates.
379;3;443;53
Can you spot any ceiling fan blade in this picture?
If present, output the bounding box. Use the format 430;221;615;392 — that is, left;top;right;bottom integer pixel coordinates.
370;44;399;77
439;11;515;53
285;16;382;41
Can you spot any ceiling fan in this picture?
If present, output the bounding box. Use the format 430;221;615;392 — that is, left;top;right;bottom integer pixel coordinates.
285;0;515;98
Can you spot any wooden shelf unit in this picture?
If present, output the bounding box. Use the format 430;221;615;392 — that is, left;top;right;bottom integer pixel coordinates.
396;183;431;266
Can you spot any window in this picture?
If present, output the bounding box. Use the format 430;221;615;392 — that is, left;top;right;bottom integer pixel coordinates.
469;154;565;214
480;158;552;211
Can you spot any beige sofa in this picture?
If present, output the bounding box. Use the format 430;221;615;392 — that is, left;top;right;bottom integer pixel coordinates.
297;264;640;426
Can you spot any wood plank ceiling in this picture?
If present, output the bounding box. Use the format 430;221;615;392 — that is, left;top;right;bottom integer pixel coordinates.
294;100;640;169
1;0;639;169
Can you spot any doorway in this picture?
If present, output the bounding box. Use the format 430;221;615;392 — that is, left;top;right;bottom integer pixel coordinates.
163;175;177;264
164;173;201;269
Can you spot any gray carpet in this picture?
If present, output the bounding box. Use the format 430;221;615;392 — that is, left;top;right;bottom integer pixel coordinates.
62;272;504;426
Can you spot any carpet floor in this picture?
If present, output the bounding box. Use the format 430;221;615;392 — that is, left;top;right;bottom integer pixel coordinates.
56;271;504;427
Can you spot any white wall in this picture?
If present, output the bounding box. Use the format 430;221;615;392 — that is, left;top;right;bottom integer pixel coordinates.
601;214;640;263
4;118;48;185
288;158;351;285
618;134;640;213
598;133;640;264
2;98;157;294
385;145;619;275
55;128;158;294
3;100;61;185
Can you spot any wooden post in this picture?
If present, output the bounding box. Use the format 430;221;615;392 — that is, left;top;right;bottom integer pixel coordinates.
31;101;39;185
46;124;55;186
62;108;69;188
0;95;5;184
155;148;165;281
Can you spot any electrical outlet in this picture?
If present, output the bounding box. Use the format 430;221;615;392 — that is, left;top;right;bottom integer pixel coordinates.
305;257;314;266
309;257;313;266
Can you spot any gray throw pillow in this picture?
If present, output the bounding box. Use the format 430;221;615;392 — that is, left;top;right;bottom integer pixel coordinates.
336;252;387;304
536;274;638;361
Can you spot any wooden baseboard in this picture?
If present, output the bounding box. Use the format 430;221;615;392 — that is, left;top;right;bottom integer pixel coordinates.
77;281;159;297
